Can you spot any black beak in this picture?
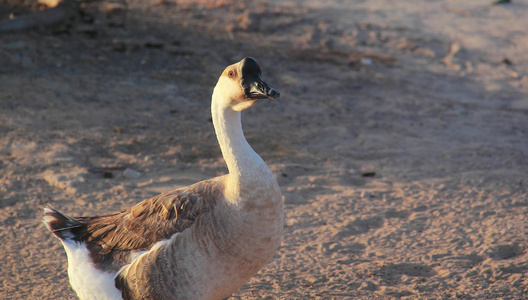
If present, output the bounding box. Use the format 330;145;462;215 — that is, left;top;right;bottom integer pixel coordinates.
239;57;280;100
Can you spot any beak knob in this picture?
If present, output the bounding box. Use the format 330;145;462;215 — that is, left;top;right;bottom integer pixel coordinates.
240;57;280;100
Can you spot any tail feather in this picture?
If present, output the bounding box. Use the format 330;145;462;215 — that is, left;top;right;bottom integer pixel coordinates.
43;205;84;241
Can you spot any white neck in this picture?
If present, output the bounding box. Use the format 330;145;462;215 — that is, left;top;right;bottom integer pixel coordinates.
211;89;274;202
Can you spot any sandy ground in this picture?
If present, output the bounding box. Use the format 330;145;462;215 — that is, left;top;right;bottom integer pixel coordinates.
1;0;528;299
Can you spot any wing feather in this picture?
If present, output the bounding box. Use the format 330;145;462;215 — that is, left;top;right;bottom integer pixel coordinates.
75;176;224;272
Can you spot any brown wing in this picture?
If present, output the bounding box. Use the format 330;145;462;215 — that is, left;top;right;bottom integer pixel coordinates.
75;176;224;272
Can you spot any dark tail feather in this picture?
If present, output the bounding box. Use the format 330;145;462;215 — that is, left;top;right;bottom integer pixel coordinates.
43;205;84;241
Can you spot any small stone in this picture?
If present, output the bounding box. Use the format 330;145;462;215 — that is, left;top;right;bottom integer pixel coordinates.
361;171;376;177
285;218;297;227
360;58;373;65
361;191;371;198
123;168;141;179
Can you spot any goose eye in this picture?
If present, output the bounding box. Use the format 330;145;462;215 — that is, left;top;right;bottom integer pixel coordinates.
228;70;234;78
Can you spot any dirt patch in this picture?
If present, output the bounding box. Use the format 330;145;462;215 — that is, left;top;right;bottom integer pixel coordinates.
1;0;528;299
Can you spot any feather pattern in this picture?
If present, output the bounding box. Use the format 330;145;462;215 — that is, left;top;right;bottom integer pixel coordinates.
72;176;223;273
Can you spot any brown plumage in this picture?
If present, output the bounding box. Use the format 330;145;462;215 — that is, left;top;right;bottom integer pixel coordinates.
49;176;224;273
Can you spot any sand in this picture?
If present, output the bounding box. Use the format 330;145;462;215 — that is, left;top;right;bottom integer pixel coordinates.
1;0;527;299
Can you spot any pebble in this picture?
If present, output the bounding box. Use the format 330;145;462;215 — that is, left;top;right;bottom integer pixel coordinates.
123;168;141;179
360;58;373;65
285;218;297;227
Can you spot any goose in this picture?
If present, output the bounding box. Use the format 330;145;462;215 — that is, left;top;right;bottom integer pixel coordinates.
43;57;284;300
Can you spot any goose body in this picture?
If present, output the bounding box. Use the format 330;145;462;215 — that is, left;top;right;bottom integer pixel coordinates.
43;57;283;300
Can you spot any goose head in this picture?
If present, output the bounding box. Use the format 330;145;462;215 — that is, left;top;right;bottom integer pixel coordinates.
213;57;280;111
